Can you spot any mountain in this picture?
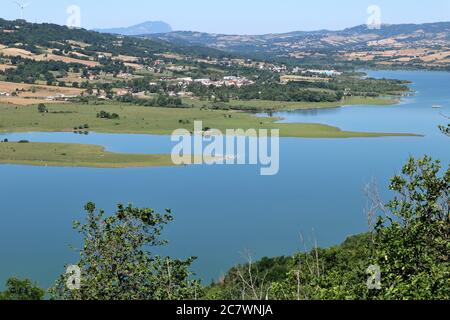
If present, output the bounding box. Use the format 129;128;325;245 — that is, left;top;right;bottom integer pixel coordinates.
143;22;450;69
95;21;172;36
146;22;450;53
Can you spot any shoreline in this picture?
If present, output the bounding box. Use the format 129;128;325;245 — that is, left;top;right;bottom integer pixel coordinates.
0;97;418;139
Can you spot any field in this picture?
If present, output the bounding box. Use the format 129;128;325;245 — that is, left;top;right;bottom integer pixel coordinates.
0;46;100;67
0;64;15;71
280;75;331;83
0;101;417;138
339;47;450;67
0;142;174;168
0;81;84;105
0;81;84;95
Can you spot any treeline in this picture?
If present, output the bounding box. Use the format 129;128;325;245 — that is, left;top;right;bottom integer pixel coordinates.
117;94;184;108
1;57;82;84
281;77;410;96
0;19;231;60
331;77;410;95
187;82;344;103
205;155;449;300
0;56;135;85
204;233;374;300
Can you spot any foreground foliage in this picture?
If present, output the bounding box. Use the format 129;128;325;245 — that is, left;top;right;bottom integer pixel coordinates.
0;278;45;300
49;203;200;300
205;156;449;300
372;157;449;299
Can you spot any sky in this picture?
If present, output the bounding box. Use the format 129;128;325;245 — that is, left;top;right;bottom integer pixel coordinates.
1;0;450;34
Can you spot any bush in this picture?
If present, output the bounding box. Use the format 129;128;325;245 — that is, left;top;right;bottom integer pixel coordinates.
97;110;120;120
37;103;48;113
0;278;45;300
49;203;200;300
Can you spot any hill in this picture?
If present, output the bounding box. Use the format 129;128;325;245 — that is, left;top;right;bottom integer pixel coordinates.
95;21;172;36
145;22;450;69
0;19;227;59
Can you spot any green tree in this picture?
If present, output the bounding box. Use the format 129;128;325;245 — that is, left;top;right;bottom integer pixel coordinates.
372;156;449;300
37;103;48;113
0;278;45;300
49;203;200;300
205;157;449;301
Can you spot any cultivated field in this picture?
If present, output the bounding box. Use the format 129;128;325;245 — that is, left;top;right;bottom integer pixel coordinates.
0;46;100;67
0;81;84;105
0;64;15;71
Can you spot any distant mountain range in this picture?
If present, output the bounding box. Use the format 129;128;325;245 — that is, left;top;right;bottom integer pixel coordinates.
3;17;450;69
141;22;450;68
143;22;450;54
95;21;172;36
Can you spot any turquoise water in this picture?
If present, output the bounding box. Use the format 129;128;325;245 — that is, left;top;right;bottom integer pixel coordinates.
0;70;449;288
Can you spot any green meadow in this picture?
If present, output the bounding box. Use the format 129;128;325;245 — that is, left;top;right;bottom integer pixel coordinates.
0;100;418;168
0;142;175;168
0;100;412;138
210;96;399;111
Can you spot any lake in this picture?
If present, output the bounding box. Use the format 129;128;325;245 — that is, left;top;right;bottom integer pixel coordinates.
0;70;449;288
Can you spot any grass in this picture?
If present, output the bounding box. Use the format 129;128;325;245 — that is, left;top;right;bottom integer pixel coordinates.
0;99;418;168
0;101;416;139
0;142;175;168
221;96;399;111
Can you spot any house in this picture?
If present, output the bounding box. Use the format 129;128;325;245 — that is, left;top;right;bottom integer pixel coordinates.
116;89;131;97
117;73;133;79
177;91;193;97
194;79;213;86
175;77;193;84
46;94;77;101
305;69;342;77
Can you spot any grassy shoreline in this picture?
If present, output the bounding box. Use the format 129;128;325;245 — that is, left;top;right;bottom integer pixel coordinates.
222;96;400;111
0;98;416;139
0;96;421;168
0;142;176;168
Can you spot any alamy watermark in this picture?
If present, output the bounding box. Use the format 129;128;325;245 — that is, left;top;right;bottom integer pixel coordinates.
367;5;382;30
171;121;280;176
366;265;382;290
66;265;81;290
66;5;81;29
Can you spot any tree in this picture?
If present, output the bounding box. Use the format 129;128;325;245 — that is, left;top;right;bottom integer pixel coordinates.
0;278;45;300
37;103;48;113
49;203;200;300
371;156;449;300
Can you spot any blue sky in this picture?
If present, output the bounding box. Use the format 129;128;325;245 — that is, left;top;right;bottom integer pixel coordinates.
2;0;450;34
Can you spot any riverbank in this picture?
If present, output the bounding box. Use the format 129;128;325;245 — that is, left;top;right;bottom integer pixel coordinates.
0;101;416;139
221;96;399;111
0;142;175;168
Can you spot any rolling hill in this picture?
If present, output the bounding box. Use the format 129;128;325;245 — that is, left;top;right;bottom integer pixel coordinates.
95;21;173;36
144;22;450;69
